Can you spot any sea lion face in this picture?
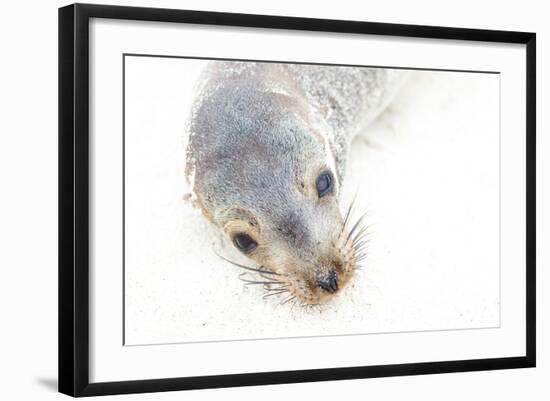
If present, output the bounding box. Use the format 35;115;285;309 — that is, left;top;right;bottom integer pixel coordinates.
219;174;357;305
187;69;362;305
213;151;358;305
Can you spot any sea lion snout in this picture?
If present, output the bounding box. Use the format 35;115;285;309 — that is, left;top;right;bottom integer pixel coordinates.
317;269;339;293
252;208;357;304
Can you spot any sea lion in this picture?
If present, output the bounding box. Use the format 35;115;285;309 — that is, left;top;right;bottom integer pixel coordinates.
185;61;405;305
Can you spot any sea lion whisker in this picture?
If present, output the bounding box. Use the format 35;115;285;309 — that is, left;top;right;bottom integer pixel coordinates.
354;250;367;258
347;212;369;242
352;235;370;250
341;199;355;231
238;272;282;285
266;286;289;292
259;272;284;281
355;240;370;251
339;192;358;239
353;233;372;247
264;283;288;290
243;280;281;285
353;225;372;241
215;251;280;276
353;238;369;248
262;290;289;299
290;299;299;310
352;221;369;235
280;295;296;305
350;223;373;243
351;226;372;245
353;241;370;254
354;248;367;256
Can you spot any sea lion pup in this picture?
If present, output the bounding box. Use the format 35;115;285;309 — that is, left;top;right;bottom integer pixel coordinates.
185;61;405;305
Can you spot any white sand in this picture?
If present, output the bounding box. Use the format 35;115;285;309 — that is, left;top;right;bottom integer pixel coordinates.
124;57;500;345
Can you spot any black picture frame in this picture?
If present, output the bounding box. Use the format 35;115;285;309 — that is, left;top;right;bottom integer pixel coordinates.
59;3;536;397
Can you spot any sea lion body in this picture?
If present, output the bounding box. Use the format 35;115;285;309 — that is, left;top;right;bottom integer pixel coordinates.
185;61;405;305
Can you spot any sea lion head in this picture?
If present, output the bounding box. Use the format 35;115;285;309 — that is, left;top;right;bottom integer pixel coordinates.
186;63;366;305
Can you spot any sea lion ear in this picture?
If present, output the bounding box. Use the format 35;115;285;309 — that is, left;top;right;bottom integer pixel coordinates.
182;192;195;204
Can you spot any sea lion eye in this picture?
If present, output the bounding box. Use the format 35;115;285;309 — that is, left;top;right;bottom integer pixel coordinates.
233;233;257;253
316;171;334;197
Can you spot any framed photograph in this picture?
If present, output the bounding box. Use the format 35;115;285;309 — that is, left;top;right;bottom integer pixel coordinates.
58;3;536;397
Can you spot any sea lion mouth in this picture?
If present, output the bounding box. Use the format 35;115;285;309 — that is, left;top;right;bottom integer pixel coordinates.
216;197;369;307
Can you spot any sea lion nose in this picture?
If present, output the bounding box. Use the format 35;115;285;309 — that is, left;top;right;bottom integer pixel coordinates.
318;270;338;293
